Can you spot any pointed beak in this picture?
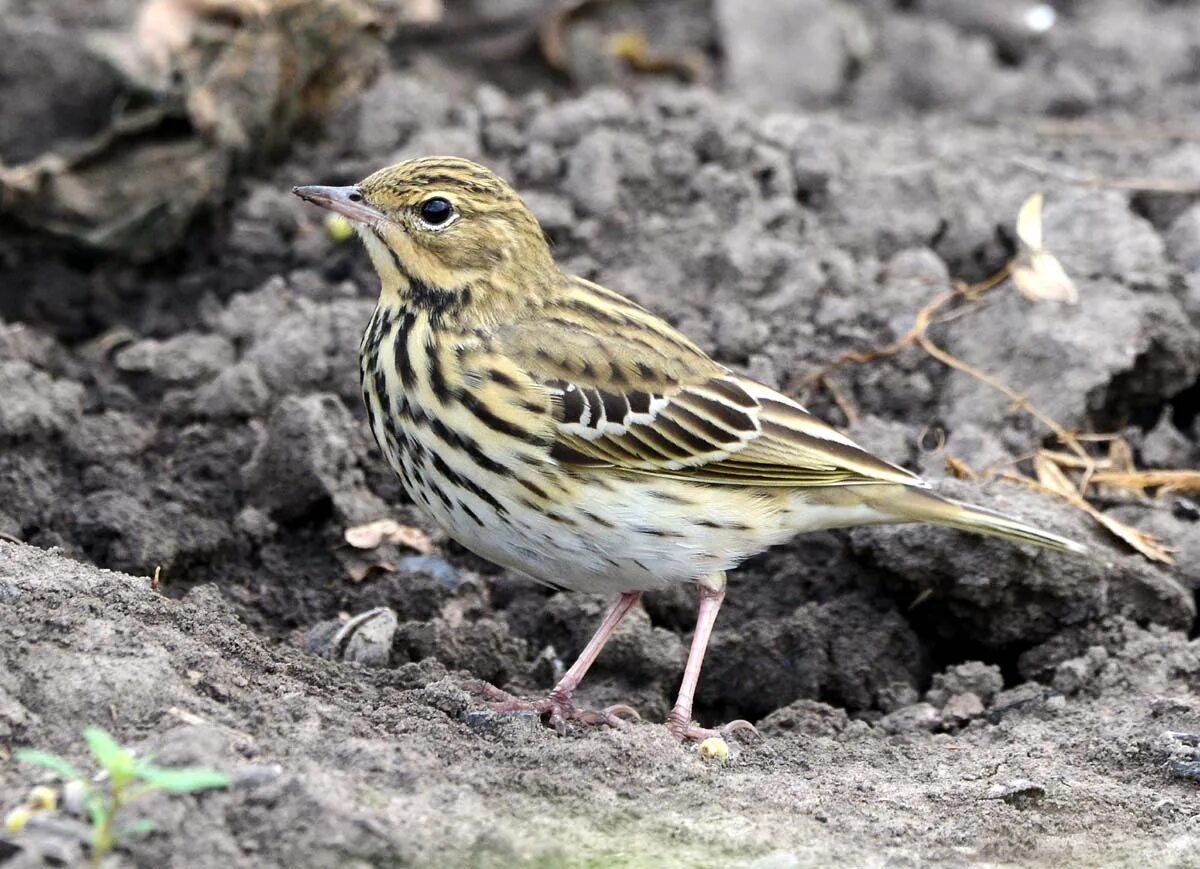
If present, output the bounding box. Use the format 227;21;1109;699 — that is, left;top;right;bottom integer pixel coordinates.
292;184;386;224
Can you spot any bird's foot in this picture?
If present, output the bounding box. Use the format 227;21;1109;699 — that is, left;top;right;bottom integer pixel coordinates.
665;709;759;743
480;683;640;731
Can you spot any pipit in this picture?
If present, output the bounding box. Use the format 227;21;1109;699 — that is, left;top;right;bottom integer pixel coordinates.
294;157;1086;742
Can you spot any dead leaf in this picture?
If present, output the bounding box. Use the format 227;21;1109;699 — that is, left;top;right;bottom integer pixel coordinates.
945;456;978;480
608;31;703;81
1089;510;1174;564
1107;438;1136;474
1015;192;1045;250
1034;452;1079;498
1091;470;1200;494
1012;192;1079;304
1002;469;1176;565
344;519;434;554
347;560;395;583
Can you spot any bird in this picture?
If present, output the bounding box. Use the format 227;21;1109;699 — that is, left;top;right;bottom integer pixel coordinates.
293;157;1087;742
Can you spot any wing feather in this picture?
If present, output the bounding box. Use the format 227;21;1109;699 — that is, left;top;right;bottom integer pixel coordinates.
481;296;922;489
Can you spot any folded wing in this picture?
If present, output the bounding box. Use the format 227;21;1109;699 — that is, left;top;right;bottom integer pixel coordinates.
483;292;922;489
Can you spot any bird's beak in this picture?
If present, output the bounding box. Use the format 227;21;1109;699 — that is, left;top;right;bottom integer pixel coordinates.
291;185;386;224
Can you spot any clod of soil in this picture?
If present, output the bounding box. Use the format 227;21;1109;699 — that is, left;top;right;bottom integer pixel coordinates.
3;0;1200;865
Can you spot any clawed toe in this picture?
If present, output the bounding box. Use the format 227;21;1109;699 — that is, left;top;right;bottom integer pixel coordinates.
479;685;640;732
666;714;760;743
552;703;638;730
603;703;641;722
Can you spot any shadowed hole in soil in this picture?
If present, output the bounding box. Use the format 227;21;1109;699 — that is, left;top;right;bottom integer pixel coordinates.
1191;589;1200;640
1171;378;1200;434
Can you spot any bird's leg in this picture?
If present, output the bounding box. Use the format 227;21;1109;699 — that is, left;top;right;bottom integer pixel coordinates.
665;572;757;742
487;591;643;729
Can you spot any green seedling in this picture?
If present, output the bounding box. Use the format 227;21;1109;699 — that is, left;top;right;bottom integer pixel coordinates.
12;727;230;865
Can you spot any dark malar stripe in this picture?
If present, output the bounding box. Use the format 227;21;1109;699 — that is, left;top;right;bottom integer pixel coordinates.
394;311;417;389
427;342;452;403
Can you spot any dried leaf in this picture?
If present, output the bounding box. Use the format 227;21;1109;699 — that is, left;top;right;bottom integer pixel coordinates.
1037;449;1095;470
1003;469;1175;565
1015;191;1046;250
134;0;201;74
1011;252;1078;304
607;31;703;81
1090;511;1175;564
1107;438;1136;474
1012;192;1078;304
344;519;434;554
1034;452;1078;498
1091;470;1200;494
945;456;978;480
347;560;394;583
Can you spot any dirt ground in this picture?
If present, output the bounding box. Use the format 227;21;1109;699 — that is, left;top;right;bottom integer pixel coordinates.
2;0;1200;866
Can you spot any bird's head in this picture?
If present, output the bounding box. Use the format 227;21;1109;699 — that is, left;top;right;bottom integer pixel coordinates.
293;157;556;317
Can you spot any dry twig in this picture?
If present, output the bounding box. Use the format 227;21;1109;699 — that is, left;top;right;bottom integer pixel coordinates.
800;193;1191;563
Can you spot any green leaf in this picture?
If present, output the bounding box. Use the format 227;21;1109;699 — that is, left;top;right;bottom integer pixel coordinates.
13;749;85;782
119;818;157;839
83;728;135;782
135;766;230;794
83;792;109;831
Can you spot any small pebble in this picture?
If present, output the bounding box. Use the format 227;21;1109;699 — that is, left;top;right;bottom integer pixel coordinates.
986;779;1046;809
698;736;729;762
396;554;459;589
462;710;541;737
232;764;284;789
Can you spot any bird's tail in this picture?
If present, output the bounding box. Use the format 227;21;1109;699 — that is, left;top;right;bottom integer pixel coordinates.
868;486;1089;555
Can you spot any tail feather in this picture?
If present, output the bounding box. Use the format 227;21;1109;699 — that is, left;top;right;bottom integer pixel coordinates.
870;487;1090;556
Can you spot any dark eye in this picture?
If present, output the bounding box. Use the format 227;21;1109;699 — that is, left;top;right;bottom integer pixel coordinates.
419;197;454;226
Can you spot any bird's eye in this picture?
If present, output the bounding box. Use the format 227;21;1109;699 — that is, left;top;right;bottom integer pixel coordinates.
419;197;454;227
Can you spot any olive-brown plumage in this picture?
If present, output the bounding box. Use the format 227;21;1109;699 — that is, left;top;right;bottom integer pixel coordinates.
294;157;1086;741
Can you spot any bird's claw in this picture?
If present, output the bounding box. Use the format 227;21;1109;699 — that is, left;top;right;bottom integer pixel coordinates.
665;713;760;743
478;683;640;731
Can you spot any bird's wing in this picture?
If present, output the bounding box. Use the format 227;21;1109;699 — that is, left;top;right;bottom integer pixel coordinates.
480;289;921;488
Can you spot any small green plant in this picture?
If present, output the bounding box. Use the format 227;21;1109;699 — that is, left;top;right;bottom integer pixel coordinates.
12;727;229;864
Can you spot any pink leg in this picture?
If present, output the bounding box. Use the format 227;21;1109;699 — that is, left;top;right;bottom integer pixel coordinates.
549;591;642;704
666;574;757;742
487;592;642;729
